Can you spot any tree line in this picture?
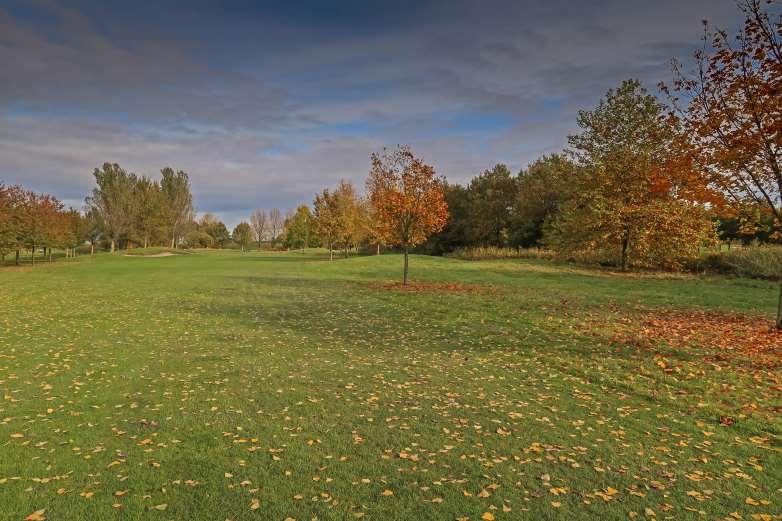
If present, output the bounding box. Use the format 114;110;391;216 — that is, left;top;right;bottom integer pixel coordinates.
1;1;779;321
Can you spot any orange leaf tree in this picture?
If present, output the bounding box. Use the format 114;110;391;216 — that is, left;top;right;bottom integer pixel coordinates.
663;0;782;327
366;146;448;284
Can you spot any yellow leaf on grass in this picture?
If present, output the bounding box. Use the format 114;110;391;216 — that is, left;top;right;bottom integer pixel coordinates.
381;489;394;497
250;498;261;510
25;510;46;521
481;513;495;521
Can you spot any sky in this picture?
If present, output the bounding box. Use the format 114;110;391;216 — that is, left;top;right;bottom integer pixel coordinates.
0;0;744;227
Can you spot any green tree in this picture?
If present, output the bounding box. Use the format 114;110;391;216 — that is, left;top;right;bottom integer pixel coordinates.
161;167;194;248
546;79;715;270
86;163;136;253
467;164;517;246
283;206;313;250
233;222;253;252
510;154;573;248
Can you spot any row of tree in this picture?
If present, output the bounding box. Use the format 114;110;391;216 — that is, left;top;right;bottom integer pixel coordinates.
0;184;91;265
85;163;194;252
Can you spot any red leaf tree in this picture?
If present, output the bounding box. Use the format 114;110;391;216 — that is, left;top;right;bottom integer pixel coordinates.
663;0;782;327
366;146;449;284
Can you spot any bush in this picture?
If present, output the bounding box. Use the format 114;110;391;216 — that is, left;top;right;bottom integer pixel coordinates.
690;245;782;280
445;246;554;261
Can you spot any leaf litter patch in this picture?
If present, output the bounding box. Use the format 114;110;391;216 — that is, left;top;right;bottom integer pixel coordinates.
367;280;499;294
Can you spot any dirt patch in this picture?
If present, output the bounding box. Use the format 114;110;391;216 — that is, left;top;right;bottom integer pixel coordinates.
367;281;498;294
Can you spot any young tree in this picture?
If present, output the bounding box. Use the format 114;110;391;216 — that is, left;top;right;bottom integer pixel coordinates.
233;222;253;252
366;146;449;284
664;0;782;327
161;167;194;249
269;208;283;246
249;209;268;249
313;189;340;260
86;163;136;253
334;180;365;258
546;80;716;270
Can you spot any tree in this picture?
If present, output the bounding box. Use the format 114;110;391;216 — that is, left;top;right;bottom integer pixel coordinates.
249;209;268;249
468;164;517;246
0;184;15;264
198;213;230;247
161;167;194;249
546;80;716;270
664;0;782;327
86;163;136;253
283;205;313;250
84;207;103;254
269;208;284;246
510;154;573;248
313;189;340;260
366;146;449;284
134;176;165;248
421;183;471;255
233;222;253;252
334;180;365;257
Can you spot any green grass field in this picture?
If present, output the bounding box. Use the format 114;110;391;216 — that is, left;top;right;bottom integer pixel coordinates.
1;250;780;520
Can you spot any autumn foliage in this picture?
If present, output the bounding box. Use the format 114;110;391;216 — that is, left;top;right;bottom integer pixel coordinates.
366;146;449;284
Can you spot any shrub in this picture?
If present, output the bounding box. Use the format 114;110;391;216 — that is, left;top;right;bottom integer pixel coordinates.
445;246;554;261
690;245;782;280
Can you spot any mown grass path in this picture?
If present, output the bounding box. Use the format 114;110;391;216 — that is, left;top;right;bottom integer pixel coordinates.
1;251;779;520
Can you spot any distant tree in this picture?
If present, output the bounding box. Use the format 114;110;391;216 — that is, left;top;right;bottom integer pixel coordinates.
664;0;782;326
160;167;194;249
134;176;165;248
84;207;103;254
421;183;471;255
313;189;340;260
334;180;365;257
199;213;230;247
0;184;15;264
283;205;313;250
249;209;268;249
269;208;283;246
366;146;448;284
510;154;573;248
468;164;517;246
233;222;253;252
86;163;136;253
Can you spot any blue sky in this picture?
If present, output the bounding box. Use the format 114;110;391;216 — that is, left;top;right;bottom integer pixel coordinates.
0;0;742;226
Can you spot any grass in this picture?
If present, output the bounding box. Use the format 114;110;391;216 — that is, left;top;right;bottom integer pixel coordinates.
1;250;779;520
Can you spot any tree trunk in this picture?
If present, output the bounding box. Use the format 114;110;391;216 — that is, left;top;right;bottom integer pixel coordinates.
344;244;348;258
777;280;782;330
110;239;115;253
170;234;176;249
403;246;409;285
15;250;19;265
329;241;333;261
31;244;35;266
91;243;94;255
620;235;629;271
376;243;380;255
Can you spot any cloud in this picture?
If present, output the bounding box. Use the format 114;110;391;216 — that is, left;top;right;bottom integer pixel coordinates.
0;0;746;227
